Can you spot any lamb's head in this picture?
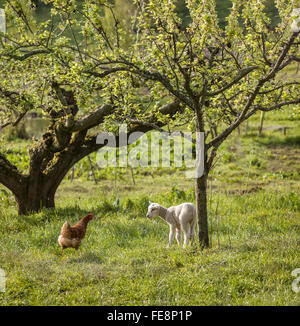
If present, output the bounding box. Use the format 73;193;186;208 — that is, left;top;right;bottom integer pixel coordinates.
146;203;160;218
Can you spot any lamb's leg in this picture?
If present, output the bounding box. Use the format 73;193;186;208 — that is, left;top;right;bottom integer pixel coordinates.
168;225;176;247
182;223;191;248
190;220;196;244
175;227;181;245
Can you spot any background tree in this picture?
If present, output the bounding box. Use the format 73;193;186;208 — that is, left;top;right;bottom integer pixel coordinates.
0;0;181;215
91;0;300;247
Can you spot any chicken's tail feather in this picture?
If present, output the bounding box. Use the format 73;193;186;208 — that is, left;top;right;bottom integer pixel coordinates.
61;221;72;238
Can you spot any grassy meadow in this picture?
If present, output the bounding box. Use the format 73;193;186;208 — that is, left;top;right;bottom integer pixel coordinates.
0;108;299;306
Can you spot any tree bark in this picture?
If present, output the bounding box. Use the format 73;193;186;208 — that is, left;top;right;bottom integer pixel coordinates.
15;185;55;215
1;144;77;215
13;158;76;215
259;111;265;136
195;172;209;248
194;97;210;248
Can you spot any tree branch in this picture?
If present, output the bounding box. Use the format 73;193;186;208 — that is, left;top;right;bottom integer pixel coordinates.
71;104;115;132
254;99;300;112
206;65;258;97
0;153;26;196
207;31;300;149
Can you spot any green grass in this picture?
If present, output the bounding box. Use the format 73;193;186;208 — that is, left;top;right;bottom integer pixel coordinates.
0;187;299;305
0;108;300;306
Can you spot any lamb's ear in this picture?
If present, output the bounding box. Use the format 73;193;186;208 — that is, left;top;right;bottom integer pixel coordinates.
149;201;153;205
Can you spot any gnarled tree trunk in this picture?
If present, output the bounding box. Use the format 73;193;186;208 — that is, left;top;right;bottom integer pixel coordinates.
1;157;73;216
15;186;56;215
0;101;181;216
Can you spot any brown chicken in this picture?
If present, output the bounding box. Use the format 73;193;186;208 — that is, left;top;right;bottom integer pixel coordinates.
58;213;94;254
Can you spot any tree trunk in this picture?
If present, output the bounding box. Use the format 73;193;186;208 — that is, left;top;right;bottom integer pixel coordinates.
195;172;209;248
6;160;74;216
15;189;55;215
194;99;210;249
11;175;57;215
259;111;265;136
2;134;99;215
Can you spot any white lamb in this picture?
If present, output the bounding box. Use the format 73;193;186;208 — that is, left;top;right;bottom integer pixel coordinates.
146;202;197;248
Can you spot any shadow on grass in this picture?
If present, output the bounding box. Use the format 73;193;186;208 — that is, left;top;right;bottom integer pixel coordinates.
57;202;120;218
52;206;95;218
254;135;300;147
67;252;104;264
